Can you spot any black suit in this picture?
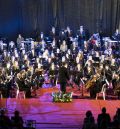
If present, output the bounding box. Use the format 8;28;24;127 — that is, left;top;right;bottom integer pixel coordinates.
105;69;112;82
29;52;36;60
59;66;69;93
50;31;57;40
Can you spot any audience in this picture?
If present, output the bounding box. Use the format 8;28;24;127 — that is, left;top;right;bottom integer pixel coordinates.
82;107;120;129
112;120;120;129
113;108;120;123
82;110;96;129
1;107;120;129
11;110;23;129
97;107;111;129
113;108;120;129
0;109;11;129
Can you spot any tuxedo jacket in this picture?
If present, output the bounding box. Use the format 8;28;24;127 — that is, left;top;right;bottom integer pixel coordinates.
59;66;69;83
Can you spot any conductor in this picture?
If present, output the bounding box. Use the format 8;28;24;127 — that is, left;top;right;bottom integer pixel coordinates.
58;62;69;93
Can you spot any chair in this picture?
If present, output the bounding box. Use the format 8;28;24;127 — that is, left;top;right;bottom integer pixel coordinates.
16;91;26;99
16;88;25;99
10;89;16;98
96;84;106;100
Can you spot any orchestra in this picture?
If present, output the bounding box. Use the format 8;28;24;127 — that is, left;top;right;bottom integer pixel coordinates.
0;26;120;100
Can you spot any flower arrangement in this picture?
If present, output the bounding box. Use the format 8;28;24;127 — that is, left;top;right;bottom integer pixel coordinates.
52;92;73;102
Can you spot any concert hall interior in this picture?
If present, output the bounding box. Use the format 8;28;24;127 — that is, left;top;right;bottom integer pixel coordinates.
0;0;120;129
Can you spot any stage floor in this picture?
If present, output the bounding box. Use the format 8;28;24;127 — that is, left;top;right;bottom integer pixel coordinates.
0;86;120;129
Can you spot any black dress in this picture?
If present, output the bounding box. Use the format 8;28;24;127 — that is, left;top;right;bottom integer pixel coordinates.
74;70;84;86
49;69;57;86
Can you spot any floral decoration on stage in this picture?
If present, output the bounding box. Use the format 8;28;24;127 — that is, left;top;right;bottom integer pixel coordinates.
52;92;73;102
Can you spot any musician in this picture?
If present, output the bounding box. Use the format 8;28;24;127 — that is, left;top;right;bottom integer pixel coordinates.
16;34;24;49
110;58;118;72
70;41;78;53
12;60;19;76
65;26;72;37
85;60;94;77
5;75;13;98
13;48;19;58
28;75;37;97
30;41;35;51
78;51;84;62
60;40;68;52
51;38;57;50
58;62;69;93
74;64;84;90
0;70;6;98
16;73;23;89
93;40;100;51
83;41;89;54
91;73;101;99
40;39;46;52
35;31;44;43
26;66;34;77
50;27;57;41
43;49;49;59
113;29;120;41
104;65;112;82
51;52;57;64
59;29;66;42
99;64;105;81
29;48;36;60
49;63;57;87
65;26;73;49
6;62;11;75
92;51;100;68
0;40;4;53
77;26;86;49
112;72;119;89
24;60;30;70
104;47;112;56
113;73;120;99
9;41;15;52
2;50;9;64
16;71;31;98
89;35;97;50
85;55;94;65
34;68;44;88
85;65;103;99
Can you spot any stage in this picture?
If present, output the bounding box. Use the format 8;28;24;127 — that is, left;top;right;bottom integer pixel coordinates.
0;86;120;129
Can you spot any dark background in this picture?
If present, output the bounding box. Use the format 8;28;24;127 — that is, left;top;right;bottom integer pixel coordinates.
0;0;120;40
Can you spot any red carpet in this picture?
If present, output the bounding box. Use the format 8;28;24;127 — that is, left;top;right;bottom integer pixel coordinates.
0;86;120;129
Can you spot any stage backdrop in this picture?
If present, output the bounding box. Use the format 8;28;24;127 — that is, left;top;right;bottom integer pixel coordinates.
0;0;119;40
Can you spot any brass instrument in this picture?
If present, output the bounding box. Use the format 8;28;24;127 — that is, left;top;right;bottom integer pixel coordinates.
114;83;120;95
85;71;101;90
16;73;22;80
35;68;43;75
114;75;120;95
85;76;97;89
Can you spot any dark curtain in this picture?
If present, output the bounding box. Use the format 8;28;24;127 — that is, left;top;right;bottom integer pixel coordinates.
0;0;119;40
56;0;120;35
19;0;54;38
0;0;20;40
